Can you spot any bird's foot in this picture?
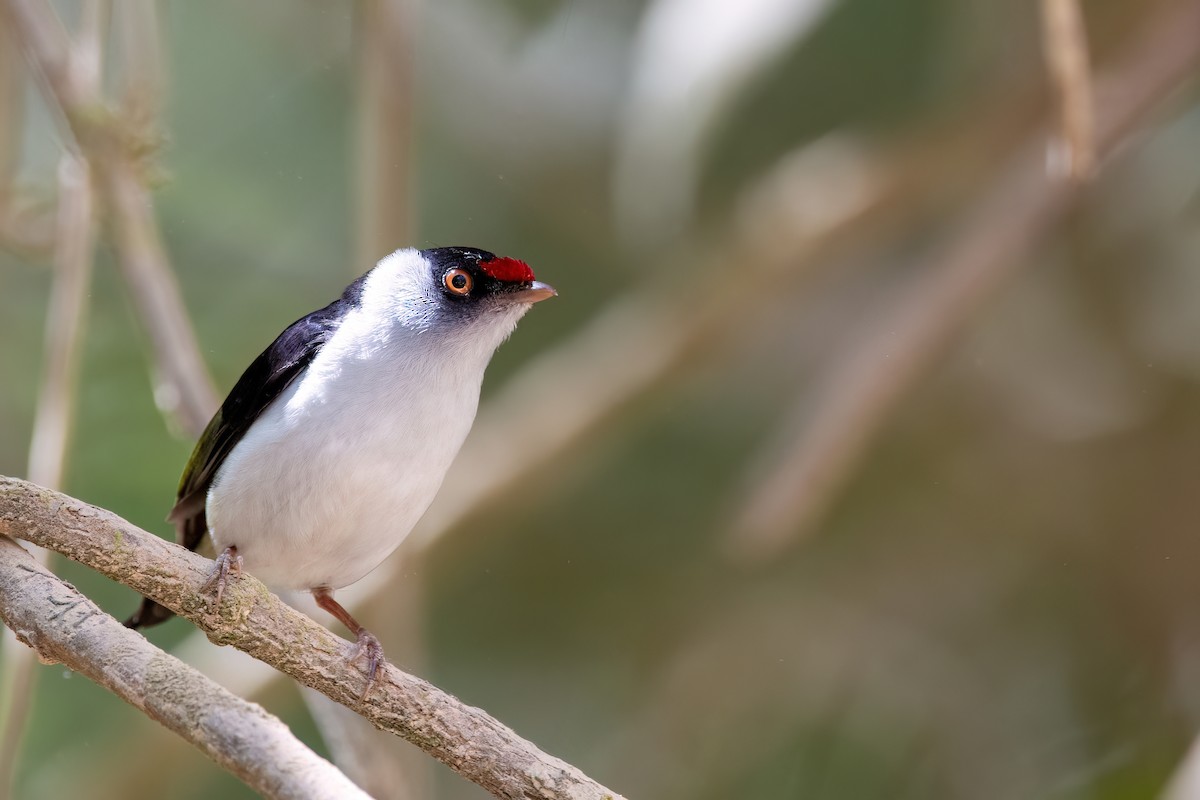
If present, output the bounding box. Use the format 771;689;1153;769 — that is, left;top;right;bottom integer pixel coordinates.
201;546;243;610
348;629;385;701
312;586;386;700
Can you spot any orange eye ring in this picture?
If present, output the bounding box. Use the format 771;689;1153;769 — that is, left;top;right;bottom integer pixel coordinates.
443;268;473;296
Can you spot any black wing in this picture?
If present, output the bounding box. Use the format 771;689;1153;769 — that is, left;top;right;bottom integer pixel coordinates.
168;275;368;550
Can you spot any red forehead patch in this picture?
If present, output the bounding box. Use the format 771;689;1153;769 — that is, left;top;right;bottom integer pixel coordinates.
480;256;534;283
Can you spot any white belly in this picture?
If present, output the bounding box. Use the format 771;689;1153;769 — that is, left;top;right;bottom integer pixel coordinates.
206;341;479;591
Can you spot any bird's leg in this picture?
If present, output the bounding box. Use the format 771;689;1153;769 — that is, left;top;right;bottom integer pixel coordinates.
312;587;385;700
201;545;243;608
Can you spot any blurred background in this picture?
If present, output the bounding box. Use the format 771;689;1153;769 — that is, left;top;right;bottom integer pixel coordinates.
1;0;1200;798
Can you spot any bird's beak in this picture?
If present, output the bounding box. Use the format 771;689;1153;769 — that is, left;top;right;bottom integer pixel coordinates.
504;280;557;305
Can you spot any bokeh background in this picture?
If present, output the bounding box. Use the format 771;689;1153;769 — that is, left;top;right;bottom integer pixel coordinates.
2;0;1200;798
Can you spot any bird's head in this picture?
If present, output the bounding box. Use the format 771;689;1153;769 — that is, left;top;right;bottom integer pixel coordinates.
420;245;555;313
359;246;555;365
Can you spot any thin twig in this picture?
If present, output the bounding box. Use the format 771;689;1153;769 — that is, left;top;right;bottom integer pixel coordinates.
1040;0;1095;180
0;476;629;800
0;537;372;800
5;0;220;436
27;158;98;489
726;0;1200;561
113;0;164;134
102;149;219;435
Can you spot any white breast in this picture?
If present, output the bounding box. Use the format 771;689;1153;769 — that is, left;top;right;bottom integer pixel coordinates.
204;251;514;591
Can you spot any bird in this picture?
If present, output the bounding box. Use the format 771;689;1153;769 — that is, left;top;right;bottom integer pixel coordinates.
125;246;555;694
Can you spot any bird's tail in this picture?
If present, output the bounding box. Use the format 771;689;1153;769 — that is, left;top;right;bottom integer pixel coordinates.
123;504;208;629
124;598;176;629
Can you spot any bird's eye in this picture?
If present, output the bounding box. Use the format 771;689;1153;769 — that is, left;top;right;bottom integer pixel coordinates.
443;268;473;296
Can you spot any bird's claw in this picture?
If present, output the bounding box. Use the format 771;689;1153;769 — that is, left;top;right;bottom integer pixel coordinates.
349;630;385;701
202;546;243;610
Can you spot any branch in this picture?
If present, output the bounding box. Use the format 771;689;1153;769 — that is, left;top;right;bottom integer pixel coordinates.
0;477;628;800
0;536;371;800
